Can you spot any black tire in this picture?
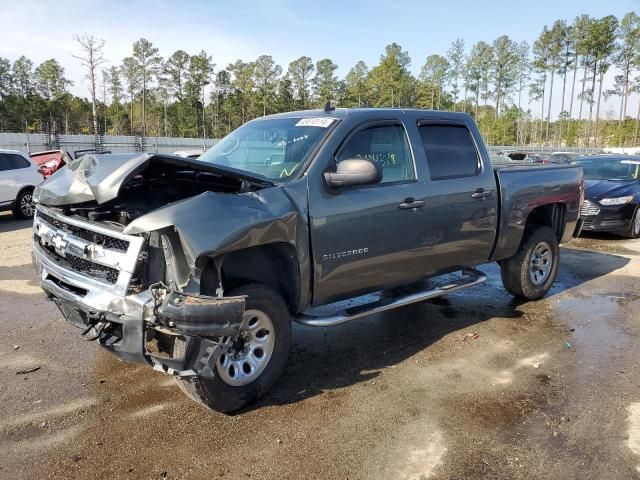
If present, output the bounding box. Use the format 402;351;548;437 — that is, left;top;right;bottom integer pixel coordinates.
12;188;35;219
500;226;559;301
175;283;291;414
621;207;640;239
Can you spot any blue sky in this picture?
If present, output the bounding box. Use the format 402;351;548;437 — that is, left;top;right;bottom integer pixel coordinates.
1;0;637;117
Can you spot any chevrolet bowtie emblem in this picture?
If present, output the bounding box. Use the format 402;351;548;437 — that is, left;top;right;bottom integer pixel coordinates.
51;232;69;257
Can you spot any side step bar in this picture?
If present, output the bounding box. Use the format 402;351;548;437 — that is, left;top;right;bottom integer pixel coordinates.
294;268;487;327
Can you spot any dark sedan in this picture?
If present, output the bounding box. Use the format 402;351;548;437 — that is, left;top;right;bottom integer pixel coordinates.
577;155;640;238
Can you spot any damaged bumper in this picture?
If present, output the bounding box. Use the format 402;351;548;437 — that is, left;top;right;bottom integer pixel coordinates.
32;207;245;377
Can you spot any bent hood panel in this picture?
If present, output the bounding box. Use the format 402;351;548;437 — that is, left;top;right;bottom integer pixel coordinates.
123;190;301;265
34;152;272;206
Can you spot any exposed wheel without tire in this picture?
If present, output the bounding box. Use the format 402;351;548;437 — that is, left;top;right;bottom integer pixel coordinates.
13;188;35;219
499;225;559;300
175;283;291;414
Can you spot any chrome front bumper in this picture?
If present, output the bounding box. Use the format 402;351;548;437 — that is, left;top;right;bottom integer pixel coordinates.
32;205;245;376
32;206;153;363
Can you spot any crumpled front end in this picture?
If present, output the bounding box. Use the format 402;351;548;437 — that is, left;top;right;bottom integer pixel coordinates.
32;205;245;377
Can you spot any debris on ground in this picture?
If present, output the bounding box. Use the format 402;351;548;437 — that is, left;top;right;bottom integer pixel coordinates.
564;342;574;350
462;332;480;342
15;366;40;374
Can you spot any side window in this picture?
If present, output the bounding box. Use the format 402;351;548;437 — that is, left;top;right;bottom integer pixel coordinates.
337;124;415;183
419;124;479;180
8;154;30;169
0;154;11;171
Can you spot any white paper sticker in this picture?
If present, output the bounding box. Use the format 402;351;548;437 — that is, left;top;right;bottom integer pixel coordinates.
621;160;640;165
295;118;336;128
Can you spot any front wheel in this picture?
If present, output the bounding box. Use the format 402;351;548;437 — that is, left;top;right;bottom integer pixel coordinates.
500;226;559;300
621;207;640;239
175;283;291;413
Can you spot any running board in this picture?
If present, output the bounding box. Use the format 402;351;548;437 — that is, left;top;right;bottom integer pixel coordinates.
294;268;487;327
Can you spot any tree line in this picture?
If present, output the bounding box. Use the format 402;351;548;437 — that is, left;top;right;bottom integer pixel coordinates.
0;11;639;147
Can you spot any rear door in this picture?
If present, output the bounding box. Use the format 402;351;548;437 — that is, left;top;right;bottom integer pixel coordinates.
416;120;498;273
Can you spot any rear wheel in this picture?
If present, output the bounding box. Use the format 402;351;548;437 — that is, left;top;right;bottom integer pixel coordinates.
175;283;291;414
500;226;559;300
12;188;35;219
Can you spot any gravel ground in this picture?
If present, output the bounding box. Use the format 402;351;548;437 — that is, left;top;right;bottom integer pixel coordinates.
2;211;640;479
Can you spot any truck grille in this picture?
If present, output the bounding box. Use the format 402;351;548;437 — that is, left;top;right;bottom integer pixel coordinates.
33;207;144;295
37;211;129;252
37;237;120;284
581;200;600;217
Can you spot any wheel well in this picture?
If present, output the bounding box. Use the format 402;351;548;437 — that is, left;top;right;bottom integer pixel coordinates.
16;185;35;199
525;203;565;240
201;243;301;314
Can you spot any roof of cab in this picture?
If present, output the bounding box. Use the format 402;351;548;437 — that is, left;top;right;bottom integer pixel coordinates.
257;107;473;121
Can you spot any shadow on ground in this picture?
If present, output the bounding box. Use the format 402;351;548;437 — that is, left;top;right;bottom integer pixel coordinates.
0;212;32;233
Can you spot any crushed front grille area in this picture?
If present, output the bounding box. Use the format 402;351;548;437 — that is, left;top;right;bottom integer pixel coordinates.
38;212;129;252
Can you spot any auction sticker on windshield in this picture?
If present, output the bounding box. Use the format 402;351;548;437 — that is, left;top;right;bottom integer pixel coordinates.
295;118;336;128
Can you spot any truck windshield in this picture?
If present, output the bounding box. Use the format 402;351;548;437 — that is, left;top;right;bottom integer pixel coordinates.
198;117;335;182
577;158;640;181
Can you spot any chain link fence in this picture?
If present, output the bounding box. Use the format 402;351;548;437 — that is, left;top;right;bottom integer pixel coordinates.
0;133;218;156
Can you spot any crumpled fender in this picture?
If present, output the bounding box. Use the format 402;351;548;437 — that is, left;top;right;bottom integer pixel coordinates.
122;189;302;268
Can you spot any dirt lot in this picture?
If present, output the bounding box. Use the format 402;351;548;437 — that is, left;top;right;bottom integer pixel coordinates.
2;211;640;480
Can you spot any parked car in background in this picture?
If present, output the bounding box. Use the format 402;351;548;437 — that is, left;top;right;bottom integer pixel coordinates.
496;151;546;164
577;155;640;238
173;149;204;159
549;152;579;164
30;149;72;177
528;153;549;164
489;154;515;165
0;149;43;219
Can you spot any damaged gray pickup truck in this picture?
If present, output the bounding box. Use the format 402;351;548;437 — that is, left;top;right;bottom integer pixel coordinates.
32;108;584;413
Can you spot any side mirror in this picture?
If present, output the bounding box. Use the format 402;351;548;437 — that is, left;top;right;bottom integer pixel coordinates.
324;158;382;188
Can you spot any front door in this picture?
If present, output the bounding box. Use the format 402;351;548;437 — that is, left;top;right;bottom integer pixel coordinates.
309;121;429;305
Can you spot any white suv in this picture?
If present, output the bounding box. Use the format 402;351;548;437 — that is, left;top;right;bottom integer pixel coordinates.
0;149;43;219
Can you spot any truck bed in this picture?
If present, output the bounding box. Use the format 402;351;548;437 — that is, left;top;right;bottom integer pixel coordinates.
490;163;584;262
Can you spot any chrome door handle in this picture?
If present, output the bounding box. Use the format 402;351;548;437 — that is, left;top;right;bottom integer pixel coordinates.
471;189;493;200
399;199;425;210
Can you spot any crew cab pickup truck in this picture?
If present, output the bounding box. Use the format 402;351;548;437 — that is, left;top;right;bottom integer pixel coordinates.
32;108;584;413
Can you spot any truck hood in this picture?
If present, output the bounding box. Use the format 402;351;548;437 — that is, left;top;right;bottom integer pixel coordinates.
34;152;273;206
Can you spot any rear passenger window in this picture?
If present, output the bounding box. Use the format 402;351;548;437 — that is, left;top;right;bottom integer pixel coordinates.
0;154;11;171
8;154;30;169
419;125;479;180
337;124;415;183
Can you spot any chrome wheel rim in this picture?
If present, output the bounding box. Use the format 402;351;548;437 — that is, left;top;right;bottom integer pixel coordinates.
216;309;275;387
529;241;553;286
20;193;35;217
634;211;640;236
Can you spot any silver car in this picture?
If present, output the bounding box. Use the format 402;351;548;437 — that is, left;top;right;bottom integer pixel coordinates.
0;149;43;219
